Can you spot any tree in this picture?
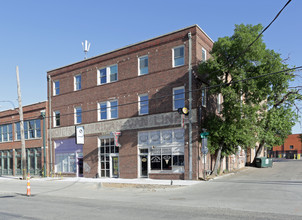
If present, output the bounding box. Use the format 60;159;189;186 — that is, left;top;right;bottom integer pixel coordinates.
198;24;299;174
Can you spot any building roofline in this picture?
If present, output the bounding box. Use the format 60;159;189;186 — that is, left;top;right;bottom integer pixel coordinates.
47;24;213;73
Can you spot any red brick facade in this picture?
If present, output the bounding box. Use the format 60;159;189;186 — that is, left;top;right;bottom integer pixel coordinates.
47;25;213;180
271;134;302;159
0;102;48;176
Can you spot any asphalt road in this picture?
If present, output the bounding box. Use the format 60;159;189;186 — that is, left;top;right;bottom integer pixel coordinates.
0;159;301;220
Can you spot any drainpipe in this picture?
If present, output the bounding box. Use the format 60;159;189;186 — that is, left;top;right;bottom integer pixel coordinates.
188;32;193;180
48;75;53;175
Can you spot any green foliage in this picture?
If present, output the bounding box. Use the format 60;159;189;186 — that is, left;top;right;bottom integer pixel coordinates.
199;23;298;157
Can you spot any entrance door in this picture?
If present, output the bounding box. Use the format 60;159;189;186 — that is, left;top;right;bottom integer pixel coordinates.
78;158;83;177
111;156;119;178
140;156;148;178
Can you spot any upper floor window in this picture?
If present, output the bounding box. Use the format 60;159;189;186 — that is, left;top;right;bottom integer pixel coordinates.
98;100;118;120
139;55;148;75
0;124;13;142
139;94;149;115
201;86;206;107
54;111;60;127
98;64;118;85
173;45;184;67
202;48;207;62
53;80;60;96
173;86;185;110
74;107;82;124
15;120;41;140
290;145;294;149
74;74;81;91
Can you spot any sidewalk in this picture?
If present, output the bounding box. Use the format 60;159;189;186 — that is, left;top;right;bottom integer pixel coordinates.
0;175;201;187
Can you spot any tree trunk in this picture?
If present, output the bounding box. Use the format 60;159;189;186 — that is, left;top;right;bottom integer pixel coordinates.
213;146;222;176
256;142;264;158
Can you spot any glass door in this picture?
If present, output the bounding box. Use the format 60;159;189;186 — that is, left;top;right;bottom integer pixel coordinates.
140;156;148;178
111;156;119;178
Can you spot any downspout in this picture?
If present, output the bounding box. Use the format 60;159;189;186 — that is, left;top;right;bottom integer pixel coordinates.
48;75;53;175
188;32;193;180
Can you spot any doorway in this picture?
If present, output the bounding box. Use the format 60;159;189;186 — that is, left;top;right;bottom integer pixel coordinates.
78;157;83;177
111;156;119;178
140;155;148;178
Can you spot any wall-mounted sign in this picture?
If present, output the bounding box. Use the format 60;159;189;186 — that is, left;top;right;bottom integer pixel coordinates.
76;126;84;144
112;131;121;146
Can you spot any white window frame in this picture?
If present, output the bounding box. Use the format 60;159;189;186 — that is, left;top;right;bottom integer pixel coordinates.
138;94;149;115
138;55;148;75
74;74;81;91
173;86;185;110
54;111;60;127
53;80;60;96
98;64;118;85
74;107;82;124
172;45;185;67
202;48;207;62
98;100;118;121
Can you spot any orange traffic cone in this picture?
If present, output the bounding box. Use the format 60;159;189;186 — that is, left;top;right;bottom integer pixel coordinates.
26;173;31;196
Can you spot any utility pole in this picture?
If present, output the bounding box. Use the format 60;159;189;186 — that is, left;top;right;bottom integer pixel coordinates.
16;66;27;180
188;32;193;180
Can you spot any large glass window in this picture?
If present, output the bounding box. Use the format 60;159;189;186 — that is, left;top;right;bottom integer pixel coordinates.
0;124;12;142
74;74;81;91
55;153;76;173
173;86;185;110
99;138;119;177
139;55;148;75
98;100;118;120
54;80;60;96
139;94;149;115
0;150;13;175
173;45;184;67
75;107;82;124
98;64;118;85
15;119;41;140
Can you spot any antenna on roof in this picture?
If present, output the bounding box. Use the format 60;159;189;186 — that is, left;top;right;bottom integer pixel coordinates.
82;40;91;59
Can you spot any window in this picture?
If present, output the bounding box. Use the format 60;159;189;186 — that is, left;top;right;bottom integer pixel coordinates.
139;94;149;115
139;55;148;75
202;48;207;62
201;85;206;107
75;107;82;124
0;124;12;142
290;145;294;149
173;86;185;110
217;94;222;113
74;75;81;91
55;153;76;173
173;45;184;67
98;64;118;85
54;111;60;127
138;128;185;173
99;100;118;120
54;80;60;96
15;120;41;140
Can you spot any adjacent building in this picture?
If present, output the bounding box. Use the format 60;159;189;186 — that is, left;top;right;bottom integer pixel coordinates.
269;134;302;159
0;102;48;176
47;25;214;180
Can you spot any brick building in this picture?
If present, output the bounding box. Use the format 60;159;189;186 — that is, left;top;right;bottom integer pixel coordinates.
0;102;48;176
47;25;214;180
270;134;302;159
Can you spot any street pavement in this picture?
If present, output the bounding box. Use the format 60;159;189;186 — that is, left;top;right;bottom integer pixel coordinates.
0;159;301;219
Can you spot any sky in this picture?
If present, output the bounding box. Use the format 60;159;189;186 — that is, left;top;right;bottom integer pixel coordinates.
0;0;301;133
